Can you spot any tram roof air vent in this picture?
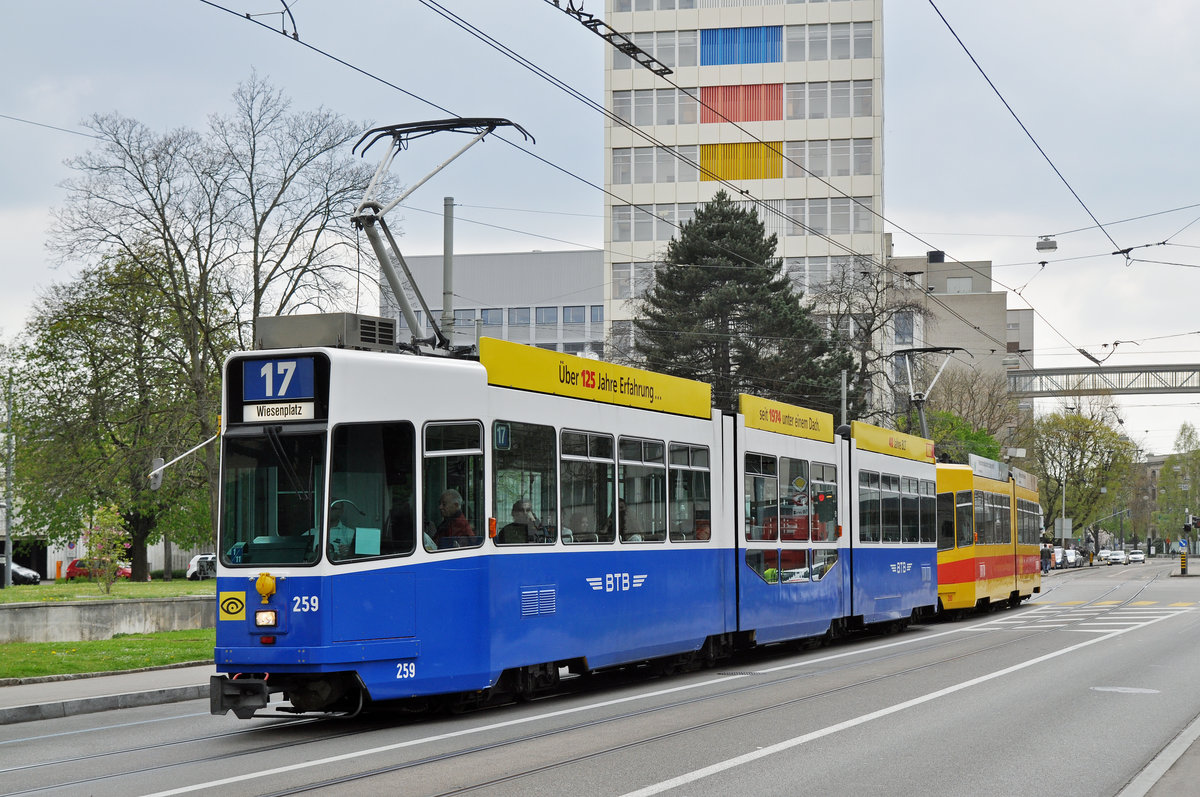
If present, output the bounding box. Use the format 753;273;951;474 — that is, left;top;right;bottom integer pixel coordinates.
255;313;398;352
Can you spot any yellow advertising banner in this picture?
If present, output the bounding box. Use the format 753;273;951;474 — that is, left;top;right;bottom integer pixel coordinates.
738;394;835;442
479;338;712;419
850;420;935;463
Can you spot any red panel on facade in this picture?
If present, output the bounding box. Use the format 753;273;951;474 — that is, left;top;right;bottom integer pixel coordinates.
701;84;783;124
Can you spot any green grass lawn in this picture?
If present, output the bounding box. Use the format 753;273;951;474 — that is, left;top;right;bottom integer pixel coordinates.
0;580;217;679
0;578;216;605
0;628;215;679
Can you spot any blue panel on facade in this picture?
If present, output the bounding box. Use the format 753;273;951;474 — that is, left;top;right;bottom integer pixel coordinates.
700;26;782;66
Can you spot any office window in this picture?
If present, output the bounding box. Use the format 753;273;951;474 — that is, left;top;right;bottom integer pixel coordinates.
656;147;676;183
678;88;699;124
853;80;873;117
830;23;851;60
809;257;829;286
677;145;699;182
808;140;828;177
785;25;805;61
591;305;604;323
563;305;585;325
634;205;655;241
808;25;829;61
655;203;676;241
677;30;697;67
454;309;475;329
612;148;631;184
634;90;654;126
808;82;828;119
830;139;851;176
635;261;655;297
613;262;632;300
536;307;558;326
786;199;806;236
614;91;632;123
854;197;874;234
634;148;654;183
831;81;851;118
612;205;632;242
853;139;872;175
508;307;530;326
830;198;851;235
656;88;677;125
853;22;873;59
678;202;697;227
656;30;676;67
480;308;502;326
895;311;913;347
785;83;805;120
809;197;828;234
785;141;805;178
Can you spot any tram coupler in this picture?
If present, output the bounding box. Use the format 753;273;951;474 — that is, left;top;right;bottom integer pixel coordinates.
211;675;270;719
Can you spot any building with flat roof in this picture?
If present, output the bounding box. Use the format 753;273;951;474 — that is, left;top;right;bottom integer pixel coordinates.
378;249;607;355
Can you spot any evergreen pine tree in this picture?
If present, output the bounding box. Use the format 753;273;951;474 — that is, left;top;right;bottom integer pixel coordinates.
633;190;854;413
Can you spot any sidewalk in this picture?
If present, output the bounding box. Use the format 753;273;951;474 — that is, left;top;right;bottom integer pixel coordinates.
0;662;214;725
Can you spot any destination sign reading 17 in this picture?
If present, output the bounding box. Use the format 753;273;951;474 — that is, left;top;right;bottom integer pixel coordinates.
242;357;316;422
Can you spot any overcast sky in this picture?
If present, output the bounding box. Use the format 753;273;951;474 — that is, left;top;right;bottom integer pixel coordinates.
3;0;1199;459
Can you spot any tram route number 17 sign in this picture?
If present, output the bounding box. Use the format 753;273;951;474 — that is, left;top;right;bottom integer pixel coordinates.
242;357;316;422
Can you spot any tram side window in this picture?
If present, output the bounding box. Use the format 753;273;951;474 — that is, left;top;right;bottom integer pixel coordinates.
493;421;557;545
780;548;809;582
561;430;615;544
881;474;901;542
902;476;922;543
975;491;992;545
812;548;838;580
859;470;881;543
998;493;1012;545
618;437;666;542
919;479;936;544
956;490;974;547
329;422;417;562
745;453;778;541
811;463;838;541
423;422;485;551
669;443;711;542
936;492;955;550
779;457;810;541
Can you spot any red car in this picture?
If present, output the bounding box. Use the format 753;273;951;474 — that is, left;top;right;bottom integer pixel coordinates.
64;558;132;581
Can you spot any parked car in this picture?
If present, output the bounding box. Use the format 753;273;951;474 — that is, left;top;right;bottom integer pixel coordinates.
1053;546;1064;568
1063;548;1081;568
186;553;216;580
0;555;41;585
1128;550;1146;563
1098;549;1112;562
1108;549;1129;565
64;558;132;581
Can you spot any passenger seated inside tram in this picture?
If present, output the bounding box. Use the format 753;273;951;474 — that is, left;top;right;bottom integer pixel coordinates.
498;498;543;544
432;489;475;549
606;499;644;542
565;510;598;543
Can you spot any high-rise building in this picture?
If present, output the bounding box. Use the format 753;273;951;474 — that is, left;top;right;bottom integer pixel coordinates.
604;0;885;355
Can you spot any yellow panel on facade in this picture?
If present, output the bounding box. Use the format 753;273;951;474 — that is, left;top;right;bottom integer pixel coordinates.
700;142;782;181
479;337;713;419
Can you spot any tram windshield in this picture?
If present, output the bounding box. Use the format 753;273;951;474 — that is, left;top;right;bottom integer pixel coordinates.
220;429;325;567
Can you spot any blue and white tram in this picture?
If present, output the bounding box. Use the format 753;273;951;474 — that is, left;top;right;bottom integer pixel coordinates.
211;325;937;718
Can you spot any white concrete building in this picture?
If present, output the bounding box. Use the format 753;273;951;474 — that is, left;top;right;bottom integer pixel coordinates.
604;0;885;352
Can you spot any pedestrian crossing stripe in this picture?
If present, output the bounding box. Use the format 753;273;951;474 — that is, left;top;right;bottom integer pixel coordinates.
1033;601;1195;607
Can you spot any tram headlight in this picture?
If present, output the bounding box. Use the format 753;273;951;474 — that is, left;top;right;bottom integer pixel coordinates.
255;609;278;627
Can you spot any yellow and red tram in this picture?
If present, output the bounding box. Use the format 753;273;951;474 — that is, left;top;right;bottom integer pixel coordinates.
935;455;1042;612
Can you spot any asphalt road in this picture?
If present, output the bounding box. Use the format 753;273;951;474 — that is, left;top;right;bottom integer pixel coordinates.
3;560;1199;796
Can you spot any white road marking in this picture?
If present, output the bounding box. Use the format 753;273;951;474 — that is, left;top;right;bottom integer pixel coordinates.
619;612;1180;796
